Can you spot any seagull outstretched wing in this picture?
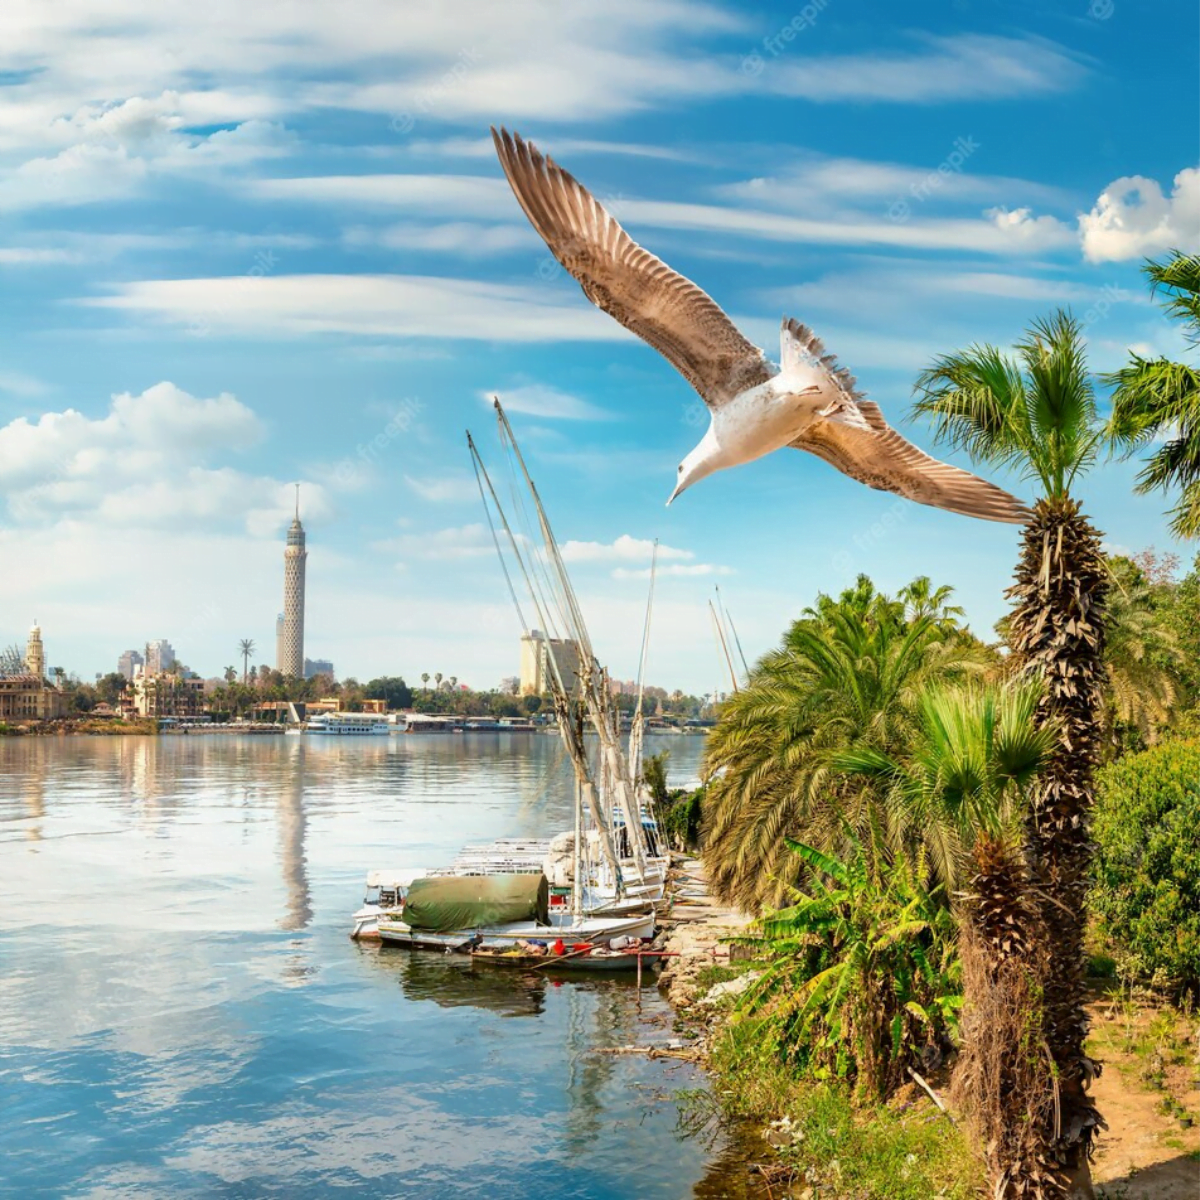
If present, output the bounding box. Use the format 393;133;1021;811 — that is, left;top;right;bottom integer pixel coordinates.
492;127;771;408
792;417;1031;523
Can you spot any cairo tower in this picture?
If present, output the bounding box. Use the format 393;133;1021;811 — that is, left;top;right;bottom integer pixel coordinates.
279;487;307;678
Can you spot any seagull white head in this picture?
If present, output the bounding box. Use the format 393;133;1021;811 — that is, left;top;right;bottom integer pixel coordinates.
667;428;721;506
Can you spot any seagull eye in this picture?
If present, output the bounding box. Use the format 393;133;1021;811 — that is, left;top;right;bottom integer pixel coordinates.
678;464;683;473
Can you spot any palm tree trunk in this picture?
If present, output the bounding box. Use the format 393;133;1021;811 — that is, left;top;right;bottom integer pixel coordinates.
1007;496;1108;1196
955;836;1057;1198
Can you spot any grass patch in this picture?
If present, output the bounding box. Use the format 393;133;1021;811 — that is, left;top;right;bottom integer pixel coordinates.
703;1019;982;1200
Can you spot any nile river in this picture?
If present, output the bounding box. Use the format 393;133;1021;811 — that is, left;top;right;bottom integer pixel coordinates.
0;732;736;1199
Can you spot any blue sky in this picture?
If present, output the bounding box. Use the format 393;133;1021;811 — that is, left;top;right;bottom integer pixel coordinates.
1;0;1197;692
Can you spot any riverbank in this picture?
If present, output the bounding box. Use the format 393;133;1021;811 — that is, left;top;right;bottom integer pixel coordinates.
0;718;157;736
656;859;980;1197
656;857;1200;1199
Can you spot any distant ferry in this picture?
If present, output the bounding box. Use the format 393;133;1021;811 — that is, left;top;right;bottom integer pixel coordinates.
305;712;391;736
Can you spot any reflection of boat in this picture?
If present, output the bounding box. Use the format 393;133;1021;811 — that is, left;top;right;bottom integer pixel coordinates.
306;712;391;735
387;949;548;1018
471;945;658;973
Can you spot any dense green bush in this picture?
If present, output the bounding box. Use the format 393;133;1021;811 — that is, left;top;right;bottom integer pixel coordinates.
1091;739;1200;998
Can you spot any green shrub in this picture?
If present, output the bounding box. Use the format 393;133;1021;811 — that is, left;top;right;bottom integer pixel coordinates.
1091;739;1200;999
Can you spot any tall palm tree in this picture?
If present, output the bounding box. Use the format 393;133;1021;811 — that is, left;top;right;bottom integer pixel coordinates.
434;672;443;691
224;665;237;685
1105;252;1200;538
238;639;255;684
914;310;1108;1196
840;681;1057;1195
702;581;986;911
421;672;430;693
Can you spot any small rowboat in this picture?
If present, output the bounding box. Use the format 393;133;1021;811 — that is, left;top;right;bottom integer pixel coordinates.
470;945;659;972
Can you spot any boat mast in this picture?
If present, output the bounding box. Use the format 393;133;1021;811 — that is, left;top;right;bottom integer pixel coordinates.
491;400;651;882
629;539;658;789
468;410;626;891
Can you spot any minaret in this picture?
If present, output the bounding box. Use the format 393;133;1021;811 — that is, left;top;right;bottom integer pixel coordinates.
280;485;307;678
25;620;45;681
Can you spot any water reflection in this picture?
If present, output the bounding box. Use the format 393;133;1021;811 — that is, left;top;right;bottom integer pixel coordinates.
277;740;312;932
0;734;717;1198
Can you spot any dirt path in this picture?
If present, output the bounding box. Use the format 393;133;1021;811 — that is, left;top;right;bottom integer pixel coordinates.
1088;997;1199;1199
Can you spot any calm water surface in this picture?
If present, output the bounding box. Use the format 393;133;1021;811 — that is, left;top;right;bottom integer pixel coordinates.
0;733;725;1199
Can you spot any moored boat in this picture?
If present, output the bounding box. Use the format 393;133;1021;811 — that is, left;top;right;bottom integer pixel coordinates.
307;712;391;735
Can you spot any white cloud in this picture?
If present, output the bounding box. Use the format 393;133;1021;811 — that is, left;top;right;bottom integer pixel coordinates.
485;385;610;420
1078;168;1200;263
0;382;330;534
403;474;480;503
86;275;628;342
560;535;693;563
372;523;496;561
763;35;1086;103
982;205;1072;248
612;563;733;579
344;221;529;257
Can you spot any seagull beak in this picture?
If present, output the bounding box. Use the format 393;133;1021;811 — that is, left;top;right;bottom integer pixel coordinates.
666;480;686;507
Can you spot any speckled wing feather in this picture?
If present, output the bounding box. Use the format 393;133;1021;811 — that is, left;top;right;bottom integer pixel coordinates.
492;127;771;408
792;417;1031;524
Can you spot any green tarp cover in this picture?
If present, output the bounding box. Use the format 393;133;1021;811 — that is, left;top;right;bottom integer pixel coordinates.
403;873;549;932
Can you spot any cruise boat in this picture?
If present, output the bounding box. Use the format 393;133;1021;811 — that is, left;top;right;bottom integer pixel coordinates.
306;712;391;736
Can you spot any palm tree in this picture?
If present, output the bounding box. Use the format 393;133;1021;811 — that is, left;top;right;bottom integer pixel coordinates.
434;672;443;692
914;310;1108;1195
238;639;255;684
224;665;237;685
1105;252;1200;538
702;579;986;911
448;676;457;691
841;681;1057;1193
1102;556;1185;751
421;672;430;694
897;575;966;626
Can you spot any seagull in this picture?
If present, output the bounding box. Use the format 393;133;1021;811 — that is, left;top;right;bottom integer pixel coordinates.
491;127;1029;524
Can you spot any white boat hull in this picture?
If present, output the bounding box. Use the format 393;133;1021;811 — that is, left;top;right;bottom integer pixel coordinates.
375;911;655;951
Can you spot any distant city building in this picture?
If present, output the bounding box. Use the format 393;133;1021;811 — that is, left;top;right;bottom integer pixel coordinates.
132;673;204;719
279;490;307;678
499;675;520;695
144;639;176;675
0;623;66;720
25;621;45;681
0;676;67;721
303;658;334;680
117;649;144;681
519;630;583;696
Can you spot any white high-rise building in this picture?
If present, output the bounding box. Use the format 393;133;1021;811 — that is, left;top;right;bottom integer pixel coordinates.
145;639;176;675
279;489;307;678
25;621;45;680
518;630;582;696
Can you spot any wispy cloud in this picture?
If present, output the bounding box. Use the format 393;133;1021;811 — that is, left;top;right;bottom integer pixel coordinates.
484;385;610;420
560;535;692;563
404;474;480;503
86;274;630;342
612;563;733;579
760;34;1089;103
